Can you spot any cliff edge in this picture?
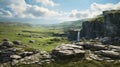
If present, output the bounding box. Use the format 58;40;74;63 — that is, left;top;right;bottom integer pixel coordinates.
80;10;120;39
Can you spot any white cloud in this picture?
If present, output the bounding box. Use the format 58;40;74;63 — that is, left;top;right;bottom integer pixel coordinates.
25;5;60;17
35;0;59;7
91;2;120;11
69;10;90;19
9;0;27;18
69;2;120;19
0;0;27;18
0;0;120;23
0;0;59;18
0;9;12;17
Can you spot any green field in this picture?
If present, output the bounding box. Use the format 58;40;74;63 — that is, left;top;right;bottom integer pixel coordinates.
0;22;68;51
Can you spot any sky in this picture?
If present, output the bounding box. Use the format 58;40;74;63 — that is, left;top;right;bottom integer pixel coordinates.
0;0;120;24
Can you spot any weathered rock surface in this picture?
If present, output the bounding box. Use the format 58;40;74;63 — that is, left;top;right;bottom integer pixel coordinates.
80;20;104;39
20;52;33;58
51;44;85;59
99;37;112;44
85;50;103;61
76;42;107;50
10;55;21;60
40;51;51;59
12;40;22;45
97;50;120;59
0;41;14;49
0;51;15;62
67;30;80;41
108;45;120;52
80;10;120;40
103;10;120;37
0;47;22;63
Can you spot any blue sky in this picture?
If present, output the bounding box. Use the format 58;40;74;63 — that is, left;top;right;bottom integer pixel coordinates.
54;0;119;11
0;0;120;24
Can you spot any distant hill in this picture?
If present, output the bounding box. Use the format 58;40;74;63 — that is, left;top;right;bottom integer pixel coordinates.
52;20;85;32
0;22;32;27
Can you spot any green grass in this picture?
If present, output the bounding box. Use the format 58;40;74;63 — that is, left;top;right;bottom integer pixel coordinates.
0;23;68;51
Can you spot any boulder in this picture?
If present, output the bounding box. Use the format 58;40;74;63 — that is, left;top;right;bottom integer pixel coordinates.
86;54;103;61
81;42;107;50
2;38;9;41
109;45;120;49
5;48;17;53
40;51;51;59
108;45;120;52
29;40;35;43
0;49;18;63
83;42;94;49
51;44;85;59
98;50;120;59
33;49;39;54
17;33;21;35
0;51;15;62
93;44;108;50
75;42;85;46
10;55;21;60
20;52;33;58
12;40;22;45
99;37;112;44
111;37;120;46
1;41;14;48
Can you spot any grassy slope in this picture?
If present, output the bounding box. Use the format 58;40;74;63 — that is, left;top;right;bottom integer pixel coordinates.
0;22;68;51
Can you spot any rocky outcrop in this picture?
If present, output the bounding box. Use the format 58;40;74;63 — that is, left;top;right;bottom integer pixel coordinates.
51;42;120;61
0;41;14;49
96;50;120;59
51;44;85;59
0;40;39;64
103;10;120;37
67;30;80;41
76;42;107;50
80;10;120;39
80;20;104;39
0;39;53;66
